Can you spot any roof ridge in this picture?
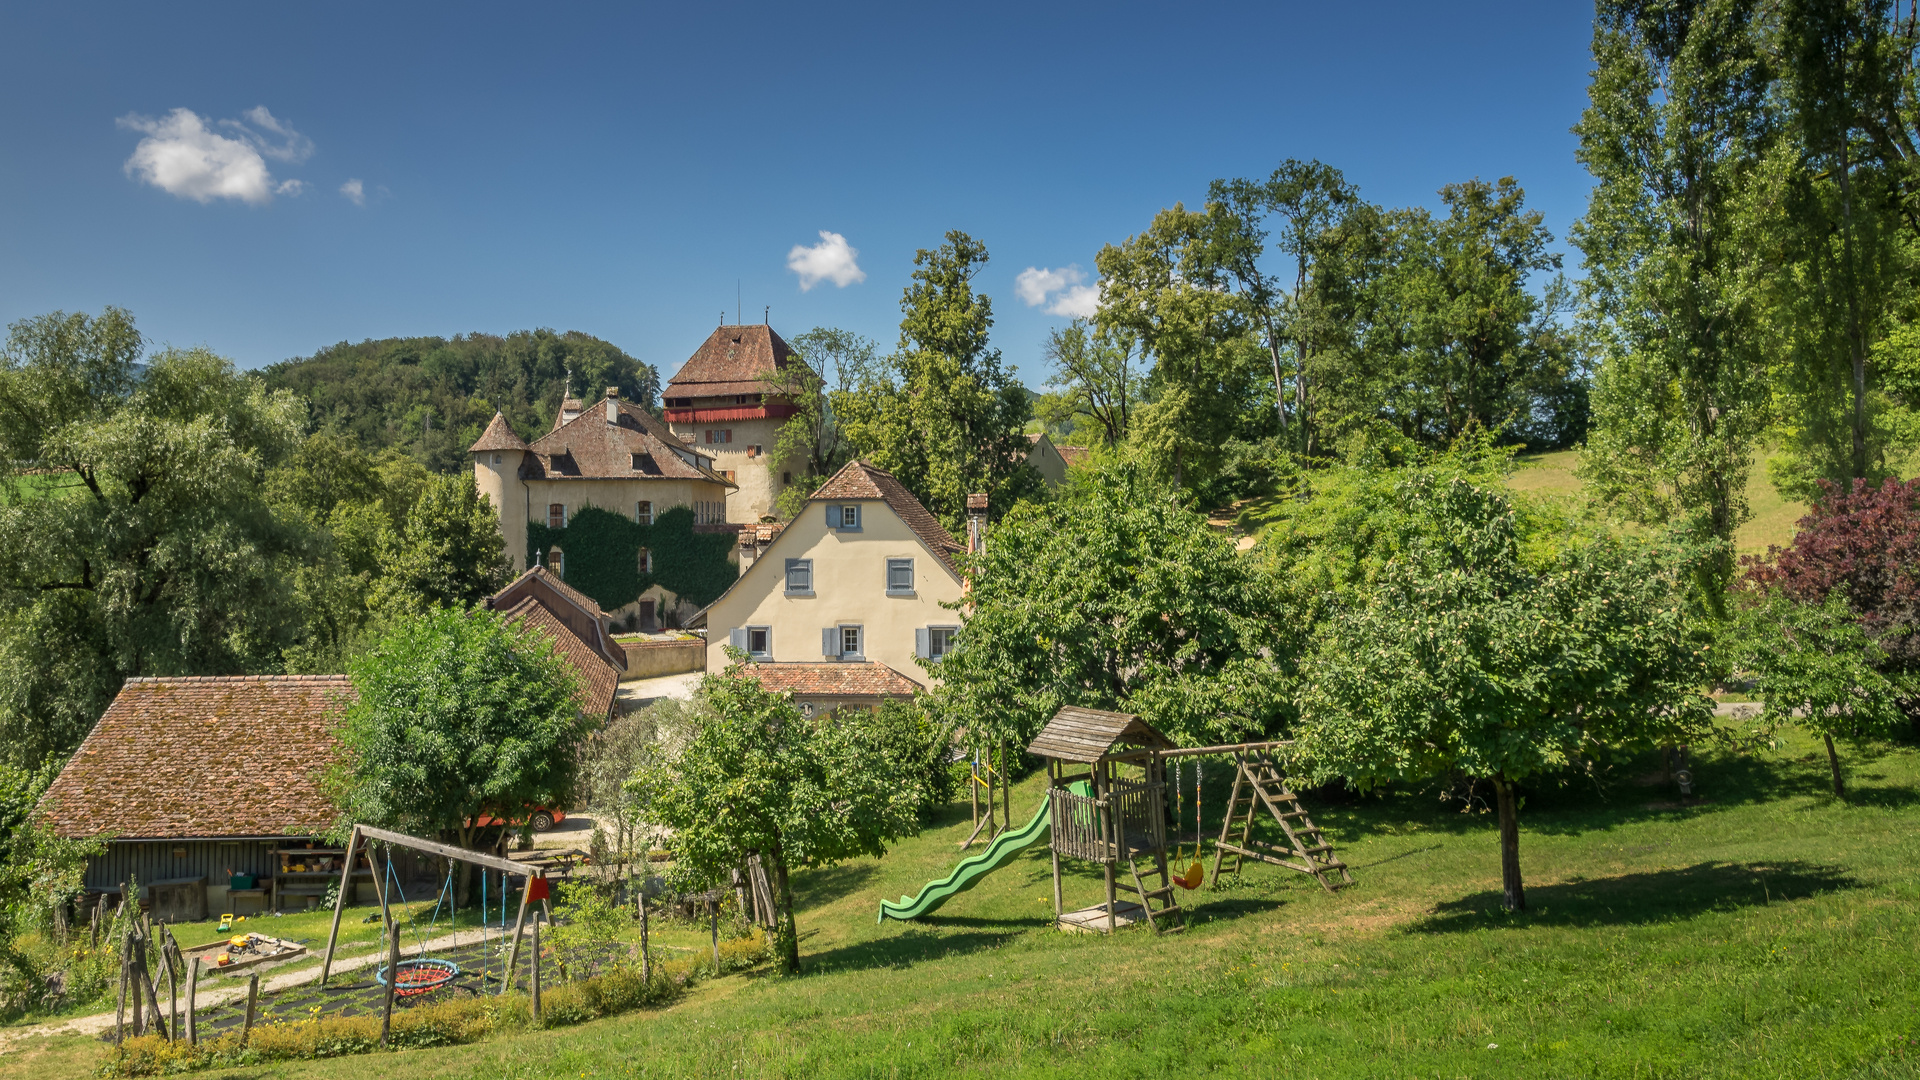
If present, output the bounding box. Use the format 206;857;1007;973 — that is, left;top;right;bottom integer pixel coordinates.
122;674;352;685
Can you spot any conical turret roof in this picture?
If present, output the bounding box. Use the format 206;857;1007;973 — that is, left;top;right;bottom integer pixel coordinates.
468;412;529;453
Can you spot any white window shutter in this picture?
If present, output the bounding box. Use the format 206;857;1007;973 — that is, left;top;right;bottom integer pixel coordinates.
915;627;930;659
823;627;838;657
730;628;747;651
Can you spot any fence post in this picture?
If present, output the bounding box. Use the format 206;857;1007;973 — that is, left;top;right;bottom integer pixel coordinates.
184;959;198;1046
638;892;650;983
530;913;542;1022
113;930;130;1044
709;897;720;971
241;973;259;1047
379;918;398;1046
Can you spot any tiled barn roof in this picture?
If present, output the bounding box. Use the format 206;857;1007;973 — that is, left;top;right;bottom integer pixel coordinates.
40;676;355;840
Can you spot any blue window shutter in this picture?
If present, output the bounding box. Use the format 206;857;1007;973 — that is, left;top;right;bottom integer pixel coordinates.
729;628;747;651
822;627;837;657
915;627;930;659
826;505;841;528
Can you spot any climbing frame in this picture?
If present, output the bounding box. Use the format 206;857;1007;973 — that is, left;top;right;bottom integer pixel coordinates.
1209;748;1352;892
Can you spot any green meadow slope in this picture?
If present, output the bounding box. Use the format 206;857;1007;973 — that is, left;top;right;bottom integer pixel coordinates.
13;725;1918;1079
1505;450;1809;556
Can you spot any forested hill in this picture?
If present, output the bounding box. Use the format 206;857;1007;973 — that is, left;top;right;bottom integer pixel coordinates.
260;329;660;473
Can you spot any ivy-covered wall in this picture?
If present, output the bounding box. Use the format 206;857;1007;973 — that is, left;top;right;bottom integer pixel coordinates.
526;503;738;613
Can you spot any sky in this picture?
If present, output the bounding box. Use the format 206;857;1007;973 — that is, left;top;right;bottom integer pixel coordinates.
0;1;1599;388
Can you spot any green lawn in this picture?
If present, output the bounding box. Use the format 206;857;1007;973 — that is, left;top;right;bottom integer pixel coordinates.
15;723;1919;1079
1505;449;1809;557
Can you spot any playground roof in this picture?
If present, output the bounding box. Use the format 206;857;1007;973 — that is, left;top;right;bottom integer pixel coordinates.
1027;706;1176;764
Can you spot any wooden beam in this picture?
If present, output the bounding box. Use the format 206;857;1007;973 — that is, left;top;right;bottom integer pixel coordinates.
354;824;529;875
1155;740;1296;759
319;825;361;987
501;870;538;995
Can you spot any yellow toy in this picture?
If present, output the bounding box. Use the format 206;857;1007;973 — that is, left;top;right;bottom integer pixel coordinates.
218;913;233;932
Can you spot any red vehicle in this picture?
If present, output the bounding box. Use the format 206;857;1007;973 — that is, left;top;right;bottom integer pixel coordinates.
467;806;565;832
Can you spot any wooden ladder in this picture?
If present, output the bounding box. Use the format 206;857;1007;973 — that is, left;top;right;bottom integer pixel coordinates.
1210;749;1353;892
1116;854;1186;934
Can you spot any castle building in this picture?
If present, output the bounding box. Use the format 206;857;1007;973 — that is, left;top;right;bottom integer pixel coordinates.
469;389;739;628
661;324;813;524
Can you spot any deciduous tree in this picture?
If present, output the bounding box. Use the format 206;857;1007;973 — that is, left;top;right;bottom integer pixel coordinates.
641;655;924;973
1297;477;1715;911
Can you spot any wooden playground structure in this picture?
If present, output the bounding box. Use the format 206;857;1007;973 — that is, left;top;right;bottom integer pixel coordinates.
1026;707;1353;935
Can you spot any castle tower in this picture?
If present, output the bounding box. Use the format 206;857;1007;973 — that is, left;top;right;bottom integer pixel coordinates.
469;412;531;570
661;324;814;523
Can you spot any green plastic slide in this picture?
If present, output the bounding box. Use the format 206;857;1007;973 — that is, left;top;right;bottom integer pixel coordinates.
877;782;1088;924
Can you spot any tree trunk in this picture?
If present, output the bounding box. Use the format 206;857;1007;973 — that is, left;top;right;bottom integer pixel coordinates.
770;852;800;975
1492;775;1525;912
1823;732;1846;798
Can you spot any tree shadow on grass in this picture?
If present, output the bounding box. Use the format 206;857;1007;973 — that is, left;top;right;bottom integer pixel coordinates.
790;862;880;908
800;929;1031;976
1407;860;1863;934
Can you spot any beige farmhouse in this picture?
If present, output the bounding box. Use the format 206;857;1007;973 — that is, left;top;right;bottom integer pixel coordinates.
693;460;979;700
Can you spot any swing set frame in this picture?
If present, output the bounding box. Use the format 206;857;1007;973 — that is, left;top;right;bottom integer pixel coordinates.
319;823;549;992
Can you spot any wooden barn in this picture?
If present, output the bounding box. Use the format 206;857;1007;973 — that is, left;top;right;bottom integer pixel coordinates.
37;675;365;920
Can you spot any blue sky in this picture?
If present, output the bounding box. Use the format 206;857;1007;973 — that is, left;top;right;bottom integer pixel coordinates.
0;1;1597;387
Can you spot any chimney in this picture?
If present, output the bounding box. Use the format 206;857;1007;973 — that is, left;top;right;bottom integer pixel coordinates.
966;493;989;554
605;387;620;422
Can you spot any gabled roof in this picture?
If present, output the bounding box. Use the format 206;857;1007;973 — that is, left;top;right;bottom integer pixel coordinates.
40;676;354;840
503;597;620;722
737;661;923;699
489;566;627;673
469;412;530;454
812;460;964;573
523;394;735;487
664;325;811;395
1027;706;1177;764
1057;445;1090;467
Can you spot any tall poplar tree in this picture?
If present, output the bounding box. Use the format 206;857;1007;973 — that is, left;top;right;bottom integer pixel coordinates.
1573;0;1778;591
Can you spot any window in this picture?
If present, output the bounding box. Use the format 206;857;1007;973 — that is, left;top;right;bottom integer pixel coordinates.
492;453;502;465
638;548;652;574
887;558;915;594
840;625;863;659
548;504;566;529
825;625;864;658
724;470;736;482
800;701;817;718
782;471;792;485
827;504;862;531
730;626;772;659
636;500;653;525
705;429;733;445
747;444;762;459
785;558;813;595
930;626;957;660
547;548;564;578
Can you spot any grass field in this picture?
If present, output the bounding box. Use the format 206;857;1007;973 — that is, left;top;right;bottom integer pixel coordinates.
10;723;1918;1079
1504;450;1809;556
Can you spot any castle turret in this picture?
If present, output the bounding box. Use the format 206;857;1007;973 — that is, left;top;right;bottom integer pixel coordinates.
469;412;531;570
661;324;813;523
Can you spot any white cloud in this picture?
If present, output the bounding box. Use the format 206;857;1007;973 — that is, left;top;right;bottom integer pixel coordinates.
117;105;312;205
1015;264;1101;318
340;178;365;206
787;230;866;291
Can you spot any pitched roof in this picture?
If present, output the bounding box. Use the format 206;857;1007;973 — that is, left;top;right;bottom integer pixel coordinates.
812;460;964;572
1056;445;1090;467
40;676;355;840
664;325;811;395
503;597;621;721
523;394;735;487
1026;705;1177;764
469;412;530;454
736;661;923;699
489;566;626;673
